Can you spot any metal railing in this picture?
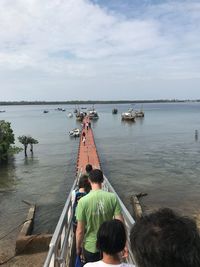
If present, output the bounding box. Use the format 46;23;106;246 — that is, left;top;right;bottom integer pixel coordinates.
43;174;135;267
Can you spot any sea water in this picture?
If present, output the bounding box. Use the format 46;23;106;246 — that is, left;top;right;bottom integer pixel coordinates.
0;102;200;241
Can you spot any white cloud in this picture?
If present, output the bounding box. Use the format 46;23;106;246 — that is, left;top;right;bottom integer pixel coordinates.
0;0;200;100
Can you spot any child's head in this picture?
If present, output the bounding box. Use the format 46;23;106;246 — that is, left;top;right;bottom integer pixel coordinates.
96;219;126;255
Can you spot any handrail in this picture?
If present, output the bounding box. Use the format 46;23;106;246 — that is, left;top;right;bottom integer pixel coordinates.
43;175;136;267
43;178;78;267
103;175;135;264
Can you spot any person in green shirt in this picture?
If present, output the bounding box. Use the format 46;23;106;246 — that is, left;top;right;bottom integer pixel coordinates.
76;169;124;263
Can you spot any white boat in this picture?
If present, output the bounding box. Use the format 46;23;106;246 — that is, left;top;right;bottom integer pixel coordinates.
69;128;80;137
88;107;99;120
121;108;136;121
135;110;144;117
76;111;85;121
67;112;73;118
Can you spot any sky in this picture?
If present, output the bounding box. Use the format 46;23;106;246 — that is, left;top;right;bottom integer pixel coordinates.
0;0;200;101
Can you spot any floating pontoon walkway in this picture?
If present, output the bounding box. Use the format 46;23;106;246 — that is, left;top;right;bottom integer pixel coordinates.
76;117;100;173
43;116;135;267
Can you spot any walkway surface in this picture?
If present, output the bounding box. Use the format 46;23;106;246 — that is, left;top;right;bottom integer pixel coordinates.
77;117;100;174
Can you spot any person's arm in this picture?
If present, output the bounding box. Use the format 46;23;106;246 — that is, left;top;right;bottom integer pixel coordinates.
114;213;124;222
76;221;85;255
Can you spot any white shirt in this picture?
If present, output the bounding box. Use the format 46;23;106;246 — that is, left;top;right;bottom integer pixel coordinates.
84;260;135;267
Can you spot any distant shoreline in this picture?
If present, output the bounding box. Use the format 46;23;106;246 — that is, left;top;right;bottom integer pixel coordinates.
0;99;200;106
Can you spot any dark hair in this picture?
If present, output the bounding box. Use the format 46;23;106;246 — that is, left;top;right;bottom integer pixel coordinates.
130;208;200;267
85;164;93;173
78;174;91;193
96;219;126;255
89;169;104;184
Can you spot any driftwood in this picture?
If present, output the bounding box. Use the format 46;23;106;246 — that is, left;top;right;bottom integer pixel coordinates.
136;192;148;199
130;193;147;221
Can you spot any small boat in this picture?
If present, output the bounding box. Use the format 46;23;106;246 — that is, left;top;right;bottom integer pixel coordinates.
112;108;118;114
62;109;66;112
76;111;85;122
0;110;5;113
135;110;144;117
69;128;80;137
88;106;99;120
67;112;73;118
43;110;49;113
134;105;144;117
121;108;135;121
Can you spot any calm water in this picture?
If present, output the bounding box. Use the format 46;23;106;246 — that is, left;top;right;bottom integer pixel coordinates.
1;102;200;251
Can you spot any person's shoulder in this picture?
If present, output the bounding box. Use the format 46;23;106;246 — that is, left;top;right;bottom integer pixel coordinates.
102;190;117;198
120;264;136;267
84;260;102;267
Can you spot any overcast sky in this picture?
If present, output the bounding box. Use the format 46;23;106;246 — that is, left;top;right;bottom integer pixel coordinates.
0;0;200;101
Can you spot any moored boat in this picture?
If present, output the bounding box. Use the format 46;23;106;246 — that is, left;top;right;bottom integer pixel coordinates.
112;108;118;114
121;108;135;121
88;106;99;120
76;111;85;121
69;128;80;137
135;110;144;117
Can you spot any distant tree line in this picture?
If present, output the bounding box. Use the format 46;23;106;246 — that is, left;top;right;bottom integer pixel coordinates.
0;99;199;106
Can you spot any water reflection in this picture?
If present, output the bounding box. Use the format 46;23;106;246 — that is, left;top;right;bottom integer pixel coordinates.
0;158;17;190
23;155;39;166
136;117;145;125
121;120;136;126
195;130;198;141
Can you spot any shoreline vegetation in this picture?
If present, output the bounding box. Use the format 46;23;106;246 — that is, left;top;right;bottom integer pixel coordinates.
0;99;200;106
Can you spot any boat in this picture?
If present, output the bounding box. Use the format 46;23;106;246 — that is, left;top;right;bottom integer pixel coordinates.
62;109;66;112
0;110;5;113
43;110;49;113
135;110;144;117
76;111;85;122
88;107;99;120
67;112;73;118
69;128;80;137
74;108;78;114
121;109;135;121
112;108;118;114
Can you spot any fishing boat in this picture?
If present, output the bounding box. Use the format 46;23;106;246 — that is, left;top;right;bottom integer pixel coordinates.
88;106;99;120
121;109;135;121
135;110;144;117
135;105;144;117
69;128;80;137
76;111;85;121
112;108;118;114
